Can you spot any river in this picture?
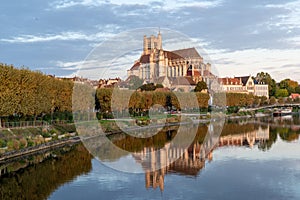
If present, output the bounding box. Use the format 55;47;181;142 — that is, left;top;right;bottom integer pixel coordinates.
1;115;300;200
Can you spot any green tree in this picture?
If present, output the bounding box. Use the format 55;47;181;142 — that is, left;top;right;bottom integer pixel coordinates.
255;72;276;97
139;83;156;91
275;89;289;98
194;81;208;92
295;86;300;94
279;79;298;95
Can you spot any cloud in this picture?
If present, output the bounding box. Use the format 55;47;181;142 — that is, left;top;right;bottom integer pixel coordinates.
49;0;103;9
284;36;300;46
50;0;223;10
0;31;115;43
210;48;300;82
265;0;300;30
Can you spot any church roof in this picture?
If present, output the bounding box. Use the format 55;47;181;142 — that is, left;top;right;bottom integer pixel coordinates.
164;51;183;60
203;70;215;77
171;76;196;86
130;62;140;70
140;54;150;63
156;76;171;84
172;47;201;59
234;76;250;86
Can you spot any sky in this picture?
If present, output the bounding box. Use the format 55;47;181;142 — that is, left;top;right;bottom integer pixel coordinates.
0;0;300;82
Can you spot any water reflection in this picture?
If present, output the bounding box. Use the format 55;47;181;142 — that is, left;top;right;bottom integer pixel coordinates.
1;115;300;199
136;123;272;191
0;144;92;200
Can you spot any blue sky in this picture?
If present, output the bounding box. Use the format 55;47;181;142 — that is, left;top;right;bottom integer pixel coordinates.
0;0;300;81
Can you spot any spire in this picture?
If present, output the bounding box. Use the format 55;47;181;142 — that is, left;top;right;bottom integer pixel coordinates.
157;29;162;50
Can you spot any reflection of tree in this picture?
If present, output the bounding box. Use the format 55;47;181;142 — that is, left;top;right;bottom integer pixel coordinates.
278;127;299;142
0;144;92;200
258;127;277;151
112;127;178;152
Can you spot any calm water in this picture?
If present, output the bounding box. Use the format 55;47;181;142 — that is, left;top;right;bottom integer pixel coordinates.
1;115;300;200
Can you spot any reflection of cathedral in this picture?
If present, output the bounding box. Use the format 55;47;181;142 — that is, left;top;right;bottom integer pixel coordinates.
219;126;269;148
133;125;270;191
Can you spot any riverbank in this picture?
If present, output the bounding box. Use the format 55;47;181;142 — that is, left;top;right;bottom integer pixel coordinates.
0;136;81;164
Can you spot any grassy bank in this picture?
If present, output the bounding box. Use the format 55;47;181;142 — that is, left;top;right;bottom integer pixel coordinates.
0;123;77;154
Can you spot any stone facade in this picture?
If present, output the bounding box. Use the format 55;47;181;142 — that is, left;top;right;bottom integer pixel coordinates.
127;32;213;91
212;76;269;98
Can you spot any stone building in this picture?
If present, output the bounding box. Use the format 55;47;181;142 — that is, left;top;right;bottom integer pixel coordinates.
212;76;269;98
127;32;213;91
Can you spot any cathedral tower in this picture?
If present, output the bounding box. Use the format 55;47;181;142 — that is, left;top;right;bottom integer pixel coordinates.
143;32;162;55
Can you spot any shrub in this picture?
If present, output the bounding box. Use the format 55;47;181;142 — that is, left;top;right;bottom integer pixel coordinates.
19;138;28;149
13;139;20;150
0;139;7;148
27;139;34;147
269;96;277;105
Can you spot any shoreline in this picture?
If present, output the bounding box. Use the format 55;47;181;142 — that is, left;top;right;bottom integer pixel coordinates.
1;112;296;163
0;136;81;164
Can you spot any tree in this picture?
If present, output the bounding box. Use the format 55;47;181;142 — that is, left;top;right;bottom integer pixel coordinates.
139;83;156;91
295;86;300;94
156;84;163;89
278;97;284;104
279;79;289;89
255;72;277;97
275;89;289;98
279;79;299;95
269;96;277;105
194;81;208;92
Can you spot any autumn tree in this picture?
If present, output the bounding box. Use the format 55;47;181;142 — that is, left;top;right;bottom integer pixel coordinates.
194;81;208;92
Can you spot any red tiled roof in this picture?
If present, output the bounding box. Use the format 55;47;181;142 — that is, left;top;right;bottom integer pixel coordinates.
218;78;241;85
290;93;300;99
194;70;201;77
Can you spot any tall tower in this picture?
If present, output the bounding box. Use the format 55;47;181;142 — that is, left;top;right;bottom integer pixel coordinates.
143;32;162;55
157;31;162;50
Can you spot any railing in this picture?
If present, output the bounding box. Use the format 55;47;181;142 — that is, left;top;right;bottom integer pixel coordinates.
0;120;49;129
243;103;300;112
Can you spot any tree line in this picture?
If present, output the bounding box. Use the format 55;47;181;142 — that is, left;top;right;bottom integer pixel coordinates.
0;64;73;122
1;65;299;122
95;88;210;118
254;72;300;98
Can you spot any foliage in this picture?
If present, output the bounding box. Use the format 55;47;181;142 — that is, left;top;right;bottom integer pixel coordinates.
295;86;300;94
275;89;289;98
96;88;209;118
194;81;208;92
0;139;7;147
278;97;284;104
0;144;92;200
255;72;277;97
139;83;163;91
269;96;277;105
279;79;299;95
0;64;73;119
